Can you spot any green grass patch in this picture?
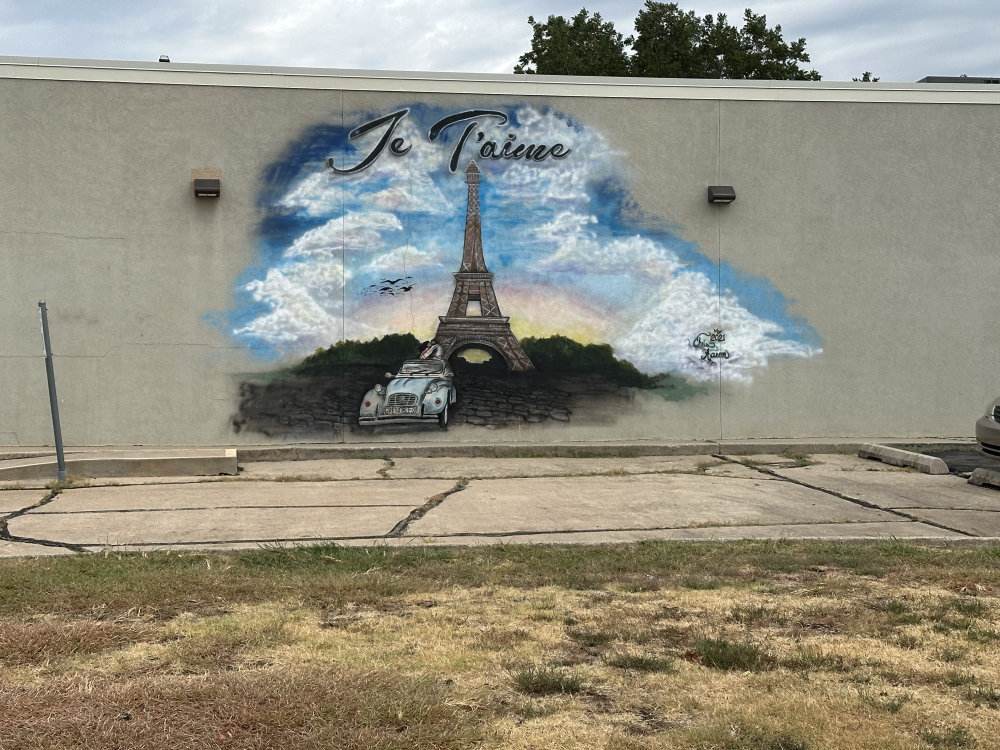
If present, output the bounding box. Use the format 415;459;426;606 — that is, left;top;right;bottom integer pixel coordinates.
565;626;617;648
918;725;977;749
604;651;677;673
511;665;583;695
694;638;774;671
859;688;912;714
4;540;1000;619
966;685;1000;708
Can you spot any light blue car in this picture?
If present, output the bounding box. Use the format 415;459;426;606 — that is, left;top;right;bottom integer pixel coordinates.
359;358;457;428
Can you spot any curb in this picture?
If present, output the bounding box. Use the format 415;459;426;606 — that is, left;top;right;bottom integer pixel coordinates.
0;450;238;481
858;443;950;475
969;468;1000;490
237;440;971;463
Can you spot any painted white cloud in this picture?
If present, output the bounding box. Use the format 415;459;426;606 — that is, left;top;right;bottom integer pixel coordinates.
360;183;447;214
233;267;344;351
614;271;820;382
280;114;452;218
497;162;591;207
539;226;684;282
489;106;617;208
285;211;401;259
362;244;444;273
276;171;340;217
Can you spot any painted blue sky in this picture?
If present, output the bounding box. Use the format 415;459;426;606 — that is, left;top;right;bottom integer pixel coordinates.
227;103;820;381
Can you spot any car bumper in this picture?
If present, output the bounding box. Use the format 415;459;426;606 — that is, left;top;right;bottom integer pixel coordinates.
358;414;441;426
976;415;1000;457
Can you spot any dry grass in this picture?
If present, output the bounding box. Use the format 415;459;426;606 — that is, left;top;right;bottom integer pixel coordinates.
1;541;999;748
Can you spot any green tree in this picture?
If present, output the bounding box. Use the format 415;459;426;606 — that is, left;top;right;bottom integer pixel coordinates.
630;2;716;78
853;71;880;82
515;2;821;81
514;8;632;76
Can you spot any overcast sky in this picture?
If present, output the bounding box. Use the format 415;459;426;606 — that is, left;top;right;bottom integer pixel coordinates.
2;1;999;83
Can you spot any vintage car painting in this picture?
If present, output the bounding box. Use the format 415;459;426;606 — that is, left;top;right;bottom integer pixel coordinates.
359;358;457;428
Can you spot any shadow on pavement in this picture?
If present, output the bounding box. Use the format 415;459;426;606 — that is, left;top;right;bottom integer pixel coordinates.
923;448;1000;476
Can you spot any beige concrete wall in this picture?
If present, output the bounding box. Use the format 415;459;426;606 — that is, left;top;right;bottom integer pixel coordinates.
1;58;997;446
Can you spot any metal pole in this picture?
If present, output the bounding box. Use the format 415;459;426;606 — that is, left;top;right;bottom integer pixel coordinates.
38;301;67;482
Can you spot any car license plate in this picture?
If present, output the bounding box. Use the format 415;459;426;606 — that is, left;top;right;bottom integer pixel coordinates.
385;406;417;415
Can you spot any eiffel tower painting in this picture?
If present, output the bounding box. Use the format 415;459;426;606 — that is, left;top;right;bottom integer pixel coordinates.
433;161;534;372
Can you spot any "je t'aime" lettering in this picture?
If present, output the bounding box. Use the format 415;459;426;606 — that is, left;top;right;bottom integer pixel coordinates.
326;109;571;175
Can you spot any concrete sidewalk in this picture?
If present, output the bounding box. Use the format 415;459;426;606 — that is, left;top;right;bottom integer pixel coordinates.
2;449;999;556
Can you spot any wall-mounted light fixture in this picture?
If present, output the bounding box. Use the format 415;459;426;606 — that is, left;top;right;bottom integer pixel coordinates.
707;185;736;204
192;168;222;199
193;178;221;198
159;55;170;63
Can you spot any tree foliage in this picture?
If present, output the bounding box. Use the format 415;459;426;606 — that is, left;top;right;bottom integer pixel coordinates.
515;2;821;81
297;333;421;370
520;334;655;387
514;8;632;76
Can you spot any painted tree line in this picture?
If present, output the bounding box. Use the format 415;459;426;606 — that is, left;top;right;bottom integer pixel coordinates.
514;2;821;80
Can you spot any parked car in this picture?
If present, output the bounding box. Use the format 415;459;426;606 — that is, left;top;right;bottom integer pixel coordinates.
976;397;1000;457
359;358;457;428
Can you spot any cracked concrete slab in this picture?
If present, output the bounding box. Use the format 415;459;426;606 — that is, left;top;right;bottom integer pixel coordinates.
769;463;1000;511
238;459;389;481
406;474;900;537
33;480;455;512
3;452;999;557
399;520;967;545
9;505;420;547
386;456;765;480
0;489;48;513
903;509;1000;536
0;539;75;557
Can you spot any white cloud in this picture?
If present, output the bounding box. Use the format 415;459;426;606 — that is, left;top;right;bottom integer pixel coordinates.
233;267;344;350
362;245;444;273
361;183;447;214
539;227;684;283
614;270;819;382
276;171;340;217
284;211;402;259
4;1;1000;84
278;114;454;219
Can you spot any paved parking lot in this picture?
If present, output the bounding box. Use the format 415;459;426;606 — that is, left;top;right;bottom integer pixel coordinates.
924;447;1000;475
2;450;999;557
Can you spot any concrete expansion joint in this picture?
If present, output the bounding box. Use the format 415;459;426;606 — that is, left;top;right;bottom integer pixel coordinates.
387;480;469;537
713;453;978;538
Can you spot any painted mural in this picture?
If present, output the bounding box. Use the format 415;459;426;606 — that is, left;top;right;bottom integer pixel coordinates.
225;103;821;436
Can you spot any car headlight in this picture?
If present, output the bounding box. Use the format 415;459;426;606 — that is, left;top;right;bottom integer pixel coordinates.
988;398;1000;420
426;382;441;393
374;384;384;394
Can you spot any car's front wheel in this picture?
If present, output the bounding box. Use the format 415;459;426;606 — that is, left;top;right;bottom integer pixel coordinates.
438;407;448;429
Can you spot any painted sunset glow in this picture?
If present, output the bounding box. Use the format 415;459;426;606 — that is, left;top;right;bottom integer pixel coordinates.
227;104;821;382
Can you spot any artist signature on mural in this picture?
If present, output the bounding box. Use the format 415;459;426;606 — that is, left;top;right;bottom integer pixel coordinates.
327;108;571;175
691;329;730;362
